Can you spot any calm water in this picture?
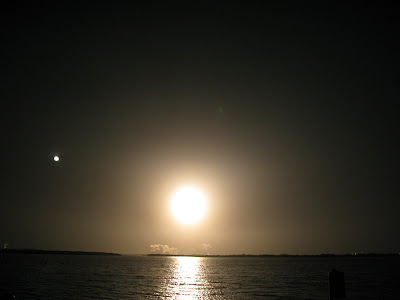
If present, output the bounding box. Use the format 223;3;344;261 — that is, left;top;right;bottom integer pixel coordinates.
1;254;399;299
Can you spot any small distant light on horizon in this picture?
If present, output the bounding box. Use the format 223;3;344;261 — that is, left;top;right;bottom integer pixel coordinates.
53;155;60;162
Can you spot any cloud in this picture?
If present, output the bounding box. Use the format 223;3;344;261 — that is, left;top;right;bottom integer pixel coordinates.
201;243;212;253
150;244;178;254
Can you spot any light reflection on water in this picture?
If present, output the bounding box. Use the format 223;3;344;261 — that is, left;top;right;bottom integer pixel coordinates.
167;256;206;299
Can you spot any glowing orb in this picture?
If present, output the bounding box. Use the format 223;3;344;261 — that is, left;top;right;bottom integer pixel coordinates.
171;187;206;224
53;155;60;162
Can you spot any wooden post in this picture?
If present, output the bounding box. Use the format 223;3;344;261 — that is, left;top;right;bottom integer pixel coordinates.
329;268;346;299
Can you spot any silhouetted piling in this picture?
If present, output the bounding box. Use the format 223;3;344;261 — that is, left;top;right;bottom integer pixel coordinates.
329;268;346;299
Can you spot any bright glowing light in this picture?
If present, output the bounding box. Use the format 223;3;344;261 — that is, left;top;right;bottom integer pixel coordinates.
53;155;60;162
171;187;206;224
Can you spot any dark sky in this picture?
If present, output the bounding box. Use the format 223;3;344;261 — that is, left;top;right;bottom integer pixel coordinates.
1;2;399;254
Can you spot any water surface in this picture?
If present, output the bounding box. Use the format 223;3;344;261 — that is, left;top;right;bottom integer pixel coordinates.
1;255;399;299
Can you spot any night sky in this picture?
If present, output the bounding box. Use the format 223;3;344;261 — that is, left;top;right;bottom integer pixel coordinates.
1;2;399;255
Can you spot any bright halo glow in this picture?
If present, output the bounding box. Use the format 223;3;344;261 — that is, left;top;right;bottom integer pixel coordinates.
171;187;206;224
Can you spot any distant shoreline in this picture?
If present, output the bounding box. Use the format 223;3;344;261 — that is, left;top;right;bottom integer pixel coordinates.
1;249;121;256
2;250;398;257
147;253;400;258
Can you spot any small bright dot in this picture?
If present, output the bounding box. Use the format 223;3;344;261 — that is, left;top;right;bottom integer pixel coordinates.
53;156;60;162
